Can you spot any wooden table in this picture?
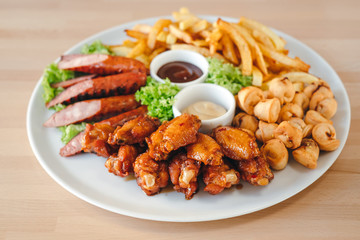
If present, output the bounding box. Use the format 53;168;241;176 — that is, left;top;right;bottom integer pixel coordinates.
1;0;359;239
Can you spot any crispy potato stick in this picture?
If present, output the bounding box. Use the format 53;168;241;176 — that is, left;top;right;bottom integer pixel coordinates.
180;18;198;30
169;24;193;43
179;7;190;14
221;34;239;64
232;23;268;75
259;44;310;72
189;19;209;33
133;24;153;34
209;28;223;55
122;39;138;48
239;17;285;51
192;39;208;47
127;39;147;58
252;29;275;49
171;44;226;61
147;19;172;50
280;71;319;84
217;19;252;75
125;29;148;40
156;31;168;42
149;47;167;61
166;33;177;44
110;46;133;57
252;66;263;86
135;54;150;68
199;30;211;39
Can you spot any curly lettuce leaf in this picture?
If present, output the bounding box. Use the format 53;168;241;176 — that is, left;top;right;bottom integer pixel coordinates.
58;122;87;144
41;63;75;103
81;40;114;55
206;58;252;94
135;77;180;122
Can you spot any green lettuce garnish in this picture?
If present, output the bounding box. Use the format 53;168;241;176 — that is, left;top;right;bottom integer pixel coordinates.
59;122;87;144
135;77;180;122
81;40;114;55
206;58;252;94
41;63;75;103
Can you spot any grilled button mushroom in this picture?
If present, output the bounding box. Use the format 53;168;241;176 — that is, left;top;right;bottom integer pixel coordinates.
312;123;340;151
255;121;278;143
292;92;310;111
315;97;338;119
254;98;281;123
309;86;334;110
277;103;304;123
303;80;331;99
274;121;303;149
292;138;320;169
261;139;288;170
304;110;332;126
232;112;259;133
269;77;295;104
288;117;313;138
237;86;264;115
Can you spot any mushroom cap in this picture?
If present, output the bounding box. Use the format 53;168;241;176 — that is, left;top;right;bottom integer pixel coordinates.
312;123;340;151
261;138;288;170
315;97;337;119
292;138;320;169
274;121;303;149
277;103;304;123
237;86;264;115
232;112;259;133
269;77;295;104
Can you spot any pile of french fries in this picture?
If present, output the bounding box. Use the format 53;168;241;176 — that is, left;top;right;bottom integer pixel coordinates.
109;7;311;88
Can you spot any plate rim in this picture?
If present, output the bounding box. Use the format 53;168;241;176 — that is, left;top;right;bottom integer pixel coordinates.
26;15;351;222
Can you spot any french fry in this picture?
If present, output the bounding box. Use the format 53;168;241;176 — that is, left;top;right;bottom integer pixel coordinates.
125;29;148;40
147;19;172;50
199;30;211;39
252;29;275;50
172;11;197;22
221;34;238;64
252;66;263;86
166;33;177;45
122;39;138;48
169;24;193;43
232;23;268;75
132;24;152;34
127;39;147;58
109;46;133;57
209;28;223;55
280;71;319;84
192;39;208;47
239;17;285;51
217;19;252;75
189;19;209;33
179;17;198;30
170;44;226;61
156;31;168;42
259;43;310;72
149;47;167;61
179;7;190;14
135;54;150;68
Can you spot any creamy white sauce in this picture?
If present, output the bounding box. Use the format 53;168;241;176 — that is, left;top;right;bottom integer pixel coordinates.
182;101;226;120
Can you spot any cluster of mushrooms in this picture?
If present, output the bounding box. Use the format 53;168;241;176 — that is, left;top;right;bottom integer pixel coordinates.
234;76;340;170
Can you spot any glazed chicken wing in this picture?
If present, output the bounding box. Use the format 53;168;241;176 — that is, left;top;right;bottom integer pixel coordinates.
213;126;260;161
186;133;223;165
108;115;160;145
202;160;240;195
168;152;201;200
237;156;274;186
105;145;143;177
81;123;117;157
133;152;169;196
146;114;201;161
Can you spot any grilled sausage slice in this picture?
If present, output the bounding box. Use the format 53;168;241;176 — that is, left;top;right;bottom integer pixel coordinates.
44;95;140;127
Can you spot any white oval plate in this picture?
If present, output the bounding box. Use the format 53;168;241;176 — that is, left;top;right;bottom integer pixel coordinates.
27;16;351;222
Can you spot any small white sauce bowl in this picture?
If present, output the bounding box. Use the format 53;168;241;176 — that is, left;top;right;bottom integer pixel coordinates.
150;50;209;89
173;83;236;133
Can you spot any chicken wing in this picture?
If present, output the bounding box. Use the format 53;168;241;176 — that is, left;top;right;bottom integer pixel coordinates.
133;152;169;196
168;152;201;200
107;115;160;145
186;133;223;165
146;114;201;161
81;123;117;157
237;156;274;186
202;160;240;195
213;126;260;161
105;145;144;177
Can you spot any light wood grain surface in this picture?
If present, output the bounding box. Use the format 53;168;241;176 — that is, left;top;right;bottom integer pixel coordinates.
1;0;359;239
